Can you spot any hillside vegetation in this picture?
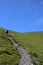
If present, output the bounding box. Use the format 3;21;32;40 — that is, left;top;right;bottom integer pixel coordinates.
0;28;43;65
0;28;20;65
9;30;43;65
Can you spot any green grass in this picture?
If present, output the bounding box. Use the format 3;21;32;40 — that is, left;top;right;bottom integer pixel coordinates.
9;30;43;65
0;28;43;65
0;28;20;65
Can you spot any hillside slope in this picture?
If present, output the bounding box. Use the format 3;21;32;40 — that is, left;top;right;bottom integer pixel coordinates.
9;30;43;65
0;28;20;65
0;28;43;65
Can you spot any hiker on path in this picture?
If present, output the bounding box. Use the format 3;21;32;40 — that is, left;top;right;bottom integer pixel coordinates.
5;30;8;34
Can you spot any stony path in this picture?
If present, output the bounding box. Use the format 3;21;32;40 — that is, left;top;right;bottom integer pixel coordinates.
8;37;33;65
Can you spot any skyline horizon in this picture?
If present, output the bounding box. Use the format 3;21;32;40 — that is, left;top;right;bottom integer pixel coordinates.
0;26;43;33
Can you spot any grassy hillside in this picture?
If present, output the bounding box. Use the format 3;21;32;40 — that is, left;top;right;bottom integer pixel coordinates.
0;28;43;65
0;28;20;65
9;30;43;65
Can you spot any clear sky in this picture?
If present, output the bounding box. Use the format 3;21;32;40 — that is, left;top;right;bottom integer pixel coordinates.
0;0;43;32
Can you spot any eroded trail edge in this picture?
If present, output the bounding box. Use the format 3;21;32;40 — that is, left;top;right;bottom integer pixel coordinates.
8;37;33;65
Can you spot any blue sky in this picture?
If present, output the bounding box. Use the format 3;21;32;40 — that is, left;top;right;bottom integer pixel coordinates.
0;0;43;32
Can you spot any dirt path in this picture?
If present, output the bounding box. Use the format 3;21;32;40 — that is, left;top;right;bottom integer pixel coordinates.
8;37;33;65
